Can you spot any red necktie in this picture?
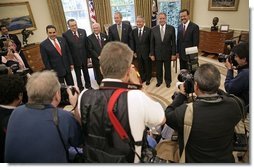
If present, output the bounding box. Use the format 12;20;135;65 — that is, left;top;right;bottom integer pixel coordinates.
53;39;62;56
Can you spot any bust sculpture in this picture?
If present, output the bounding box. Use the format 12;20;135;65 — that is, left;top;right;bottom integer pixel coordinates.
211;17;219;31
21;28;34;46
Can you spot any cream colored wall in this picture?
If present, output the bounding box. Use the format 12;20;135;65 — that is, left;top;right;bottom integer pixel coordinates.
192;0;249;31
2;0;249;45
1;0;52;45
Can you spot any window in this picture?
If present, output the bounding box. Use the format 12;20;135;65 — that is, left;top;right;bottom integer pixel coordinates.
158;0;181;32
110;0;136;26
61;0;92;35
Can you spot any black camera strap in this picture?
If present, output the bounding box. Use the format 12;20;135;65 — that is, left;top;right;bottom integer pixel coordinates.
51;108;70;162
100;81;142;90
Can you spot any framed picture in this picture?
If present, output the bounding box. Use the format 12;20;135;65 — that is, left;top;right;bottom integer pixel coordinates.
0;2;36;34
208;0;239;11
220;24;229;32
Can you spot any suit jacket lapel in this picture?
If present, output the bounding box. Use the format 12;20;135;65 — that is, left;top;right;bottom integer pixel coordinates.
77;29;83;38
57;38;63;49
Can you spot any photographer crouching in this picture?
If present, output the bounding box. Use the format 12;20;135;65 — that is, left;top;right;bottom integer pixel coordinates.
165;63;241;163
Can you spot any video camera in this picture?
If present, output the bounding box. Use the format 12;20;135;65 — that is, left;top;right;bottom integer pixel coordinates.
60;84;78;106
218;40;238;66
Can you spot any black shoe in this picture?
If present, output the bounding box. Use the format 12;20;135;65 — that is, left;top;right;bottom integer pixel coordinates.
79;87;84;92
86;86;93;89
146;81;150;85
156;83;161;87
166;83;171;88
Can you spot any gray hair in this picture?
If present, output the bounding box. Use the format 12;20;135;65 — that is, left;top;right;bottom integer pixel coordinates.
100;42;133;79
136;15;145;21
194;63;221;94
114;11;123;19
26;70;61;104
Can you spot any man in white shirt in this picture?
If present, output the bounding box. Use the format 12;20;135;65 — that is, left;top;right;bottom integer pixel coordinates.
176;9;199;70
78;41;165;163
40;25;74;86
130;16;152;85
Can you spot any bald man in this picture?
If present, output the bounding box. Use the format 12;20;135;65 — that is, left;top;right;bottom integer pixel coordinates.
87;23;109;85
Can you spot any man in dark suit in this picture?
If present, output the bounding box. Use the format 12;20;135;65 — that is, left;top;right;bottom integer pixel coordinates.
177;9;199;70
0;25;31;71
150;12;176;88
130;16;152;85
87;23;109;85
62;19;92;90
40;25;74;85
108;12;132;47
0;25;22;52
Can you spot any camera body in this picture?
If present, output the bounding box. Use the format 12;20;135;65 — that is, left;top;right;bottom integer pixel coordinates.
177;69;194;94
60;84;77;105
218;40;238;66
218;52;236;63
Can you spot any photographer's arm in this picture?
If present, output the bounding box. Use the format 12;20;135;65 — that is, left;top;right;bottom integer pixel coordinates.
67;87;81;125
165;92;187;113
128;64;142;85
224;59;233;70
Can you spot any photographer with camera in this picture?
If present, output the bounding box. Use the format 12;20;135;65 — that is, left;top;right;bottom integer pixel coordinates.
224;42;249;111
5;71;82;163
224;42;249;162
165;63;241;162
78;42;165;163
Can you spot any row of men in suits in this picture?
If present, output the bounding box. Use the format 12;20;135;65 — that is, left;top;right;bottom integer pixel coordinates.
39;9;199;90
108;10;199;88
40;20;109;91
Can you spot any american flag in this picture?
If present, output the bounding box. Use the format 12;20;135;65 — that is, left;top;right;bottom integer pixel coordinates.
151;0;158;27
88;0;97;23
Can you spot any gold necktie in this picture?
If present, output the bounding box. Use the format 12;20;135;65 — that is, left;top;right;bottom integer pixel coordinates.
117;24;122;41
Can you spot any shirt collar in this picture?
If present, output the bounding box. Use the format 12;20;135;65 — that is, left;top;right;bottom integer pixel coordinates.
183;20;190;28
0;104;16;109
102;78;123;82
138;26;144;31
94;33;100;38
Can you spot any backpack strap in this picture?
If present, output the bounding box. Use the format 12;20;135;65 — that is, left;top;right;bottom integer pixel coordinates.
229;94;246;120
107;88;144;162
107;88;129;141
179;102;194;163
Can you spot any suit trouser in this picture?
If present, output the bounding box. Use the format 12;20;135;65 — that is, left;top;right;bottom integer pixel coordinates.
58;71;74;86
156;60;171;84
137;56;152;82
91;57;103;85
74;63;91;89
179;57;188;70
